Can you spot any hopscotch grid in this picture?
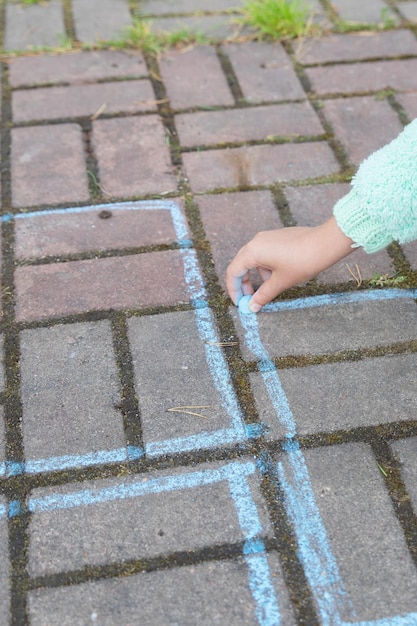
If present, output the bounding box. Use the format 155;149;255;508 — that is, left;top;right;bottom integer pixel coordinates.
3;199;249;472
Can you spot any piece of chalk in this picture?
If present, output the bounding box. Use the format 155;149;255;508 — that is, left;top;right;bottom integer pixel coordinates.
238;294;254;314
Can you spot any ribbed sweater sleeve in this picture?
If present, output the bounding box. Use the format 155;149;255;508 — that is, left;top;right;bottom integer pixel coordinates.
333;118;417;253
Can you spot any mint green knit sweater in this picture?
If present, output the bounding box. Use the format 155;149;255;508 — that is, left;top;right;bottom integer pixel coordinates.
334;118;417;253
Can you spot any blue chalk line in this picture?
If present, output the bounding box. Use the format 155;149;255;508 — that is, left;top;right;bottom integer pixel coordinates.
238;297;417;626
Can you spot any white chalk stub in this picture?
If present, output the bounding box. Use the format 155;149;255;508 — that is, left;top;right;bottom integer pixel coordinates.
238;294;254;314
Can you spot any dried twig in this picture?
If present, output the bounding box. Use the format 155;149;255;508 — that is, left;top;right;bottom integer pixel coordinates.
205;341;238;347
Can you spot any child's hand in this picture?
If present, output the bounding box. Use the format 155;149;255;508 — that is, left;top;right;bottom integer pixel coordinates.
226;217;354;312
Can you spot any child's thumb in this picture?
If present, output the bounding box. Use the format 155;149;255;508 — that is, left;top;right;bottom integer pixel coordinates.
249;279;282;313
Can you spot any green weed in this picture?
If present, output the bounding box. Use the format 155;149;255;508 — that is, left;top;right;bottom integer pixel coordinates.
239;0;314;40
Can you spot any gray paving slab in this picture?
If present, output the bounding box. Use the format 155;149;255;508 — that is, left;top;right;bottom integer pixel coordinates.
128;310;242;447
276;352;417;435
151;14;243;39
140;0;244;14
3;1;65;51
281;443;417;621
233;297;417;360
72;0;133;43
20;321;125;462
28;551;296;626
28;458;272;575
397;0;417;21
0;408;5;469
330;0;398;24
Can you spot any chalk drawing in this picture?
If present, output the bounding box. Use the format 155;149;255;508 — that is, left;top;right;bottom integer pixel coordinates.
238;291;417;626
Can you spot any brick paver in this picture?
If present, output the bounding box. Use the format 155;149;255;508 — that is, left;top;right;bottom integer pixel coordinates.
20;322;125;462
295;29;417;64
11;124;90;208
183;142;340;192
14;250;193;321
176;101;324;147
224;42;306;103
12;79;157;122
322;96;403;165
72;0;132;43
7;50;147;88
92;116;177;197
306;58;417;95
2;3;417;626
4;1;65;50
14;204;182;259
159;46;234;109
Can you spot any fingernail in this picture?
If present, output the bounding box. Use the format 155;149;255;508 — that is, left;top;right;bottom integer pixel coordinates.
249;301;261;313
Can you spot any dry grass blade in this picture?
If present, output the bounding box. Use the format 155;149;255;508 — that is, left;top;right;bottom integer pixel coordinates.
345;262;363;287
205;341;238;346
90;103;107;120
167;405;211;419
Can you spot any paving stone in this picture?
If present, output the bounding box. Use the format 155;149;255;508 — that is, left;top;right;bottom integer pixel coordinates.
0;499;9;626
159;47;234;109
7;50;147;88
3;1;65;51
277;352;417;434
397;1;417;22
140;0;244;14
28;551;295;626
280;443;417;621
15;250;194;321
72;0;133;43
198;190;283;292
20;321;125;462
151;15;242;39
12;79;157;122
295;29;417;65
28;458;272;575
15;203;184;260
330;0;397;24
224;42;306;103
175;101;324;147
322;96;403;165
306;58;417;95
233;297;417;360
128;310;242;446
11;124;89;208
283;183;394;283
183;142;340;193
396;92;417;120
391;437;417;512
92;116;177;197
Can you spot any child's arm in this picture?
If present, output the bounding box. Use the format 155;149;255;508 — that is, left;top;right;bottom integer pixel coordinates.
226;216;354;312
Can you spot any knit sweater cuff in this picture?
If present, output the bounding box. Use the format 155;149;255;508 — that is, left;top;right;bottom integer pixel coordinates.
333;188;393;254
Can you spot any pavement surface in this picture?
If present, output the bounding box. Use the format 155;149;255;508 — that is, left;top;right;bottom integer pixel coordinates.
1;0;417;624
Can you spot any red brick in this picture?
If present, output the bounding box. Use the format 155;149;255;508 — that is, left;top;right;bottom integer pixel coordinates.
11;124;89;208
159;47;234;109
92;116;177;197
7;50;146;88
396;93;417;121
175;102;324;147
15;250;194;321
322;96;403;165
224;42;305;103
15;203;184;260
198;190;283;292
306;59;417;95
12;80;157;122
295;30;417;65
183;142;340;192
283;183;394;283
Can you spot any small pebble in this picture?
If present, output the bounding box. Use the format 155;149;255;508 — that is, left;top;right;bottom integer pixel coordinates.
238;294;254;314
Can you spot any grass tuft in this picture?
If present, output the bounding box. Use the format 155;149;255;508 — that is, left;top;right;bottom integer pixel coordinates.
240;0;314;40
